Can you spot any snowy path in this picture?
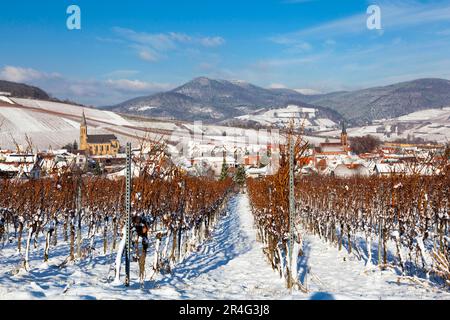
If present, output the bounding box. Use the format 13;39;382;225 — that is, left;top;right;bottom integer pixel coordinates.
157;193;290;299
161;193;449;300
0;193;290;299
0;192;449;299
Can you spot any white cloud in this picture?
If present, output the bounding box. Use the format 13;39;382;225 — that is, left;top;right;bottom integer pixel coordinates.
60;78;172;105
324;39;336;46
269;36;313;55
111;27;225;62
198;36;226;47
103;69;140;78
0;65;174;106
252;1;450;92
113;27;177;51
268;83;322;94
294;88;322;95
268;83;287;89
113;28;225;49
437;29;450;36
106;79;172;93
274;1;450;42
255;54;323;69
67;83;100;97
138;49;160;62
0;66;59;83
168;32;192;43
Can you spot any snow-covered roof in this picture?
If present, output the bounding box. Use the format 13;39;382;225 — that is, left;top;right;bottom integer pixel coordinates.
0;162;39;175
247;167;267;175
193;156;236;165
374;163;441;176
332;164;370;178
106;162;142;179
4;154;36;163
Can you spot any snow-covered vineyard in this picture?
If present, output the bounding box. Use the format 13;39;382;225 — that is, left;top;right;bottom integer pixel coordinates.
0;169;449;299
0;115;448;299
3;0;450;305
0;193;448;300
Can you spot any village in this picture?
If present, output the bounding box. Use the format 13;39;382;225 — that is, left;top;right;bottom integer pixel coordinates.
0;109;446;180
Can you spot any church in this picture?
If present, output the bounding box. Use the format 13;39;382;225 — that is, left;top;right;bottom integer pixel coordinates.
315;122;350;155
79;111;120;156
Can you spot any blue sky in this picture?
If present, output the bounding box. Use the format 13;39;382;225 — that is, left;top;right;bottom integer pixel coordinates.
1;0;450;106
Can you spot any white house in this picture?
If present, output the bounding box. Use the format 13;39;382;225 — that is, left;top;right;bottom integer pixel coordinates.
0;153;41;179
332;164;370;178
192;156;236;176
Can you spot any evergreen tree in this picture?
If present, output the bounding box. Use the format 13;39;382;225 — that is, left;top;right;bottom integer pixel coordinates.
233;165;246;186
73;140;78;151
93;162;102;176
219;157;229;181
62;142;74;153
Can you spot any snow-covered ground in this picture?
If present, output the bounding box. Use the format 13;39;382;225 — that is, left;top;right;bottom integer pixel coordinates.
1;193;448;300
319;107;450;143
236;105;337;131
0;97;327;153
0;96;14;104
298;235;450;300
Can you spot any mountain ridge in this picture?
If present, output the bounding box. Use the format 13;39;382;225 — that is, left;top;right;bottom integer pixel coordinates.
0;80;50;100
103;77;450;125
103;76;343;123
301;78;450;125
3;77;450;126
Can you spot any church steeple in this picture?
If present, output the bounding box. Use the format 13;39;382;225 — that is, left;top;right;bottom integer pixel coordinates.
81;110;87;126
340;121;348;147
80;110;88;151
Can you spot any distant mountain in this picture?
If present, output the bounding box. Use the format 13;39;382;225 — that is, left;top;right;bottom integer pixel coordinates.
0;80;50;100
302;78;450;125
103;77;343;123
99;77;450;125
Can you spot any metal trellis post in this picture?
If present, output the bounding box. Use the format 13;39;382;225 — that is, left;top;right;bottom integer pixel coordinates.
177;179;185;263
76;177;82;259
378;186;383;267
125;142;132;287
289;136;295;290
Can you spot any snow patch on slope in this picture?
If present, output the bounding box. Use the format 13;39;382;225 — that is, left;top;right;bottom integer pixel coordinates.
0;96;15;104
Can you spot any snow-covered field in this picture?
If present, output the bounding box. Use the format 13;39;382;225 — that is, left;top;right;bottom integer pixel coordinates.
1;193;448;300
0;98;139;150
236;105;337;131
0;97;327;152
319;107;450;143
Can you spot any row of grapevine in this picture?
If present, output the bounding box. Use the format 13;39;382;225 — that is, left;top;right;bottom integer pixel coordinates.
248;170;449;288
297;174;449;286
247;167;306;290
0;170;233;285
